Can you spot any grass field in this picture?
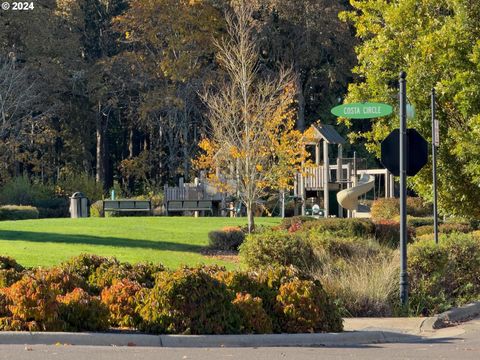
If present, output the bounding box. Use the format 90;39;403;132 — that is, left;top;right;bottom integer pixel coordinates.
0;217;280;269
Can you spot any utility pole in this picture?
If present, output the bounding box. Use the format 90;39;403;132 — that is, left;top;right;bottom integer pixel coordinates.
399;72;408;308
431;88;439;245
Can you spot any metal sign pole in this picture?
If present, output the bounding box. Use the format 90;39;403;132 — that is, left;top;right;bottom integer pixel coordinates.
431;88;439;245
399;72;408;308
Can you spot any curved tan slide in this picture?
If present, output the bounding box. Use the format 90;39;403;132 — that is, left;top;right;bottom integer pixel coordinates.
336;174;375;211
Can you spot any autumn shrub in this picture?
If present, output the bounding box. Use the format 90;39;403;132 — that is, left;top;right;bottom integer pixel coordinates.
301;218;375;238
4;272;63;330
101;279;142;328
276;279;343;333
0;205;39;220
373;220;414;247
90;262;164;290
232;292;273;334
371;197;432;221
57;288;109;331
370;198;399;220
239;230;317;272
60;254;119;290
277;216;318;230
0;289;9;317
439;222;472;234
0;256;25;287
137;266;240;334
415;225;434;237
208;226;245;251
406;197;433;217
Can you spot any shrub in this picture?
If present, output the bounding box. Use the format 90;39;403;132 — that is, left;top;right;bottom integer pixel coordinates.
278;216;318;230
406;216;435;228
208;226;245;251
232;292;273;334
0;176;53;206
57;288;109;331
239;231;317;272
0;205;39;220
276;279;343;333
101;279;142;328
35;198;69;218
90;200;104;217
60;254;119;284
91;262;164;290
415;225;434;237
302;218;375;238
406;197;433;217
409;234;480;315
439;223;472;234
371;198;399;220
217;266;303;332
0;289;10;317
137;266;241;334
311;234;384;262
0;256;25;287
373;220;414;247
4;272;62;330
371;197;432;221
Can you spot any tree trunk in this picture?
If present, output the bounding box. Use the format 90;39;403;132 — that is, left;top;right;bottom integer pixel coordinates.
95;117;105;186
246;201;255;233
295;70;306;131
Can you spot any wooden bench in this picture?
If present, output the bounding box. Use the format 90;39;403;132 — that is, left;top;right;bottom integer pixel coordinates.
103;200;152;216
166;200;213;215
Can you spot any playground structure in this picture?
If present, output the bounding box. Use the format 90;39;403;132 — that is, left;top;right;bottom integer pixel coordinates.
294;124;394;218
164;123;395;218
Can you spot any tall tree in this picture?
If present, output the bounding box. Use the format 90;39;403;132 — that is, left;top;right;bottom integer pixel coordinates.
196;1;308;231
342;0;480;218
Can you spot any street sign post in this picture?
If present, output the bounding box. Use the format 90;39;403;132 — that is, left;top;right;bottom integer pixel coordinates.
432;88;439;244
331;102;393;119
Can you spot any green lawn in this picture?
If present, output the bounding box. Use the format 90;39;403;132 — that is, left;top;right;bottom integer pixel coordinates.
0;217;280;269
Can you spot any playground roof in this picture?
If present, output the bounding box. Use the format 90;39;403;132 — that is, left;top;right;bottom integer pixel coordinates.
307;124;346;145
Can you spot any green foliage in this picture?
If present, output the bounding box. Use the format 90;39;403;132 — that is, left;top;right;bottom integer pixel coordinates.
276;279;343;333
208;226;245;251
0;205;39;220
101;279;142;328
90;200;104;217
239;231;317;271
57;288;109;332
0;176;53;206
342;0;480;219
60;254;119;283
137;266;241;334
409;234;480;315
232;292;273;334
57;172;104;203
301;218;375;238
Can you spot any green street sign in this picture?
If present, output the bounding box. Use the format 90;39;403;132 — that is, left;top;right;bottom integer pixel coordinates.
331;102;393;119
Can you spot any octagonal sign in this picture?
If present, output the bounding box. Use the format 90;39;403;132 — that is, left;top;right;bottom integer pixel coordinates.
381;128;428;176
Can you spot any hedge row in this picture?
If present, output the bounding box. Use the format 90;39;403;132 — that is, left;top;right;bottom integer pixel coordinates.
0;205;39;221
0;254;343;334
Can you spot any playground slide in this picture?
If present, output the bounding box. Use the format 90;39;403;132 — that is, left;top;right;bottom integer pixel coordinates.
336;174;375;211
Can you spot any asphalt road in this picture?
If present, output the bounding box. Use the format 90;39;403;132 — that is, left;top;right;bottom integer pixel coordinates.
1;320;480;360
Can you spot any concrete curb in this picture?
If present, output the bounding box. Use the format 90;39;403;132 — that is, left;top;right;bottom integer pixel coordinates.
421;301;480;330
0;330;422;348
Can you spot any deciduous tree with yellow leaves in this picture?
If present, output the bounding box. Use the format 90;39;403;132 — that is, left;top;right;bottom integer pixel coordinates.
194;0;310;232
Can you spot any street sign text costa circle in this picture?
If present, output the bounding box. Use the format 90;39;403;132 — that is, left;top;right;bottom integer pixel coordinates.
331;102;393;119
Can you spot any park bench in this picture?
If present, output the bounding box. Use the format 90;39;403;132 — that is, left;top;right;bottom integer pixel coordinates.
103;199;152;216
166;200;213;215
